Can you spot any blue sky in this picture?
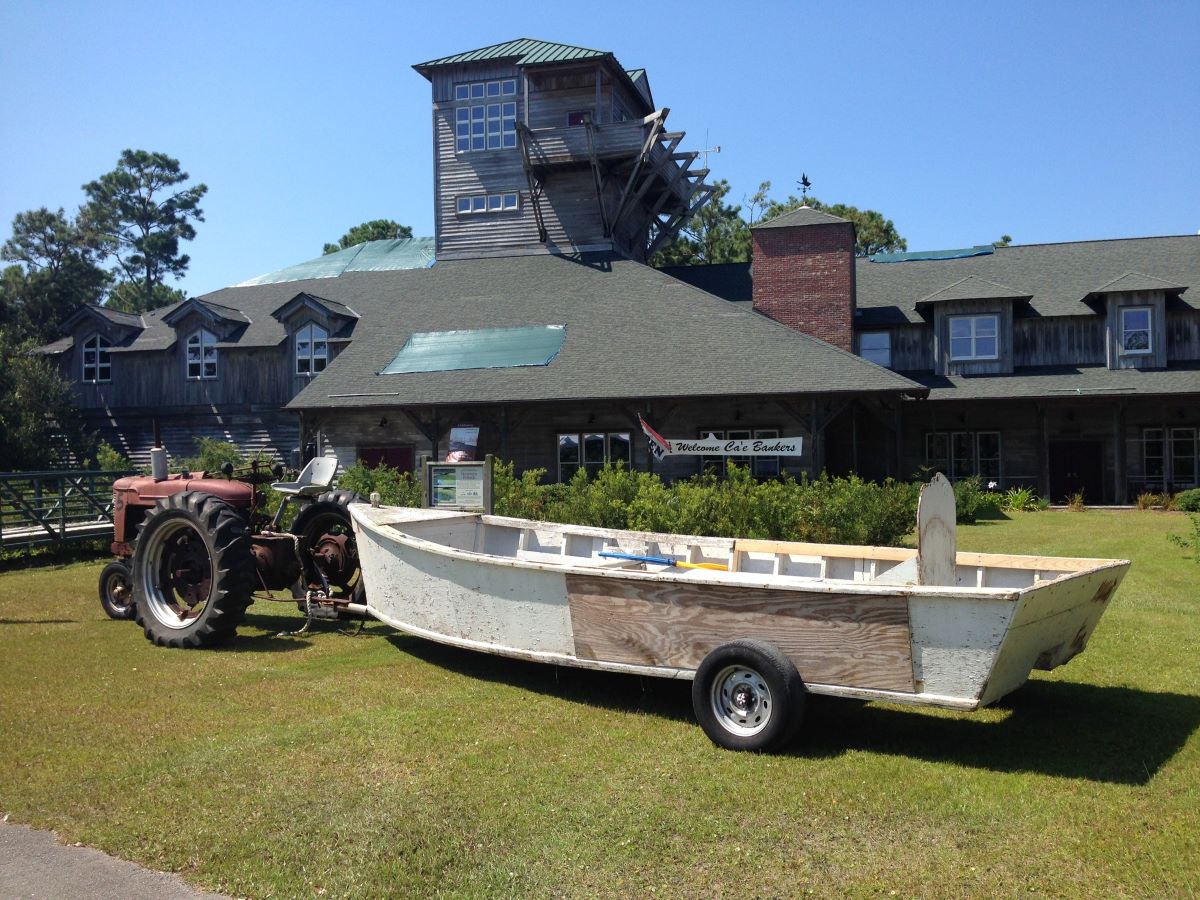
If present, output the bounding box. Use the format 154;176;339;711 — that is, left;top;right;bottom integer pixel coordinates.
1;0;1197;298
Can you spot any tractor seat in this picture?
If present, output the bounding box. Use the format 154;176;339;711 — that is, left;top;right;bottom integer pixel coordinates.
272;457;338;497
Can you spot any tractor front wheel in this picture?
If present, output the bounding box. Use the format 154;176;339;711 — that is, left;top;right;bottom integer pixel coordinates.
98;560;135;620
132;492;256;648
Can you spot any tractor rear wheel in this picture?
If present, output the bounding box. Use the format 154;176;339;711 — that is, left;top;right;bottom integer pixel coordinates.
291;490;366;612
132;491;256;648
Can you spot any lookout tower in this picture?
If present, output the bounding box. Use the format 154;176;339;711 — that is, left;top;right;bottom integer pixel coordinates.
413;38;714;261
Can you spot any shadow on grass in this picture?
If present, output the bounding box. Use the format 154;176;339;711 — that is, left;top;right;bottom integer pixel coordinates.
390;635;695;724
796;680;1200;783
390;636;1198;783
0;618;76;625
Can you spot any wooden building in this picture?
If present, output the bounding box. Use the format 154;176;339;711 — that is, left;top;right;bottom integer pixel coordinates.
36;37;1199;503
666;214;1200;503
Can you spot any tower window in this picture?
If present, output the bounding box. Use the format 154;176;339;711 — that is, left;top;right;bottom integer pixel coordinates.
454;80;517;152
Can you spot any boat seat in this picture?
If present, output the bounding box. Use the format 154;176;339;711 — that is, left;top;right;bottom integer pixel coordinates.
272;457;338;497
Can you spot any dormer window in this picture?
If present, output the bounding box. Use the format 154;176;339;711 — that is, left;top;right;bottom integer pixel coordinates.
454;79;517;152
82;334;111;383
949;314;998;361
296;323;328;376
186;329;218;379
1120;307;1152;355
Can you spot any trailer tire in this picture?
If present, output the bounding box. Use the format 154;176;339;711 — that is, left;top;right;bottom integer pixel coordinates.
692;639;805;752
291;490;365;613
98;560;135;620
132;492;255;648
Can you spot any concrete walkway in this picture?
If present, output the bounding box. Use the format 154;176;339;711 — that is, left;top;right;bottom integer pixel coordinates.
0;820;227;899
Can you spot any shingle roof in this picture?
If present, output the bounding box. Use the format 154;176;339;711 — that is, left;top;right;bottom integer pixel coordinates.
413;39;611;72
903;363;1200;401
753;207;851;229
657;263;753;302
1089;271;1186;296
265;253;921;410
856;235;1199;326
915;275;1032;310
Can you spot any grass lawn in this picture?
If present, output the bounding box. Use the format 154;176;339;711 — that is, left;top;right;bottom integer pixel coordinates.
0;510;1197;898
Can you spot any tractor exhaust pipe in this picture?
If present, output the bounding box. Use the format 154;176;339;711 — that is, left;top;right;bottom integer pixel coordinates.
150;419;168;482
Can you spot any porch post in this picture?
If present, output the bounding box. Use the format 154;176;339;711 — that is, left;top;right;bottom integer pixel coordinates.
1113;402;1127;504
1037;404;1050;499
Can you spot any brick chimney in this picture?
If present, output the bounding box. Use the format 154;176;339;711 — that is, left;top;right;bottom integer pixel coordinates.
751;207;856;351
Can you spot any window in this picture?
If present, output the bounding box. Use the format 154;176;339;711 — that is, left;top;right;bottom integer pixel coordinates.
1120;307;1152;355
949;314;998;361
925;431;1001;482
567;110;591;127
186;329;217;379
558;432;631;481
81;333;111;383
295;322;328;376
612;99;631;123
698;428;785;478
456;191;520;214
454;79;517;152
1146;427;1198;487
859;331;891;367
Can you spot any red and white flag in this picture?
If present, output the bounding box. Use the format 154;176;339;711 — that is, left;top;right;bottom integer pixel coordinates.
638;415;672;461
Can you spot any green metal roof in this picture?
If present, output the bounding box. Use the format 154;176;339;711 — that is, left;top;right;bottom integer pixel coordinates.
380;325;567;375
870;246;994;264
414;39;611;72
236;238;435;287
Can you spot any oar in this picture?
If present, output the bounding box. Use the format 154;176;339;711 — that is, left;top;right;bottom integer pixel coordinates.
598;551;728;571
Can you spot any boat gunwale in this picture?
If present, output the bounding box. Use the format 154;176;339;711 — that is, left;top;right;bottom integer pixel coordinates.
347;504;1115;601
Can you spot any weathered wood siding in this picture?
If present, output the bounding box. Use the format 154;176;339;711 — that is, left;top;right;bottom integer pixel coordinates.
1104;292;1167;369
1013;315;1105;366
887;324;933;371
1167;308;1200;361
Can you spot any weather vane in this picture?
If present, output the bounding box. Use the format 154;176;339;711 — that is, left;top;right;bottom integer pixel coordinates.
798;173;812;202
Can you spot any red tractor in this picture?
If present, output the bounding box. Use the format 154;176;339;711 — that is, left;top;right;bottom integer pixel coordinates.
98;456;365;648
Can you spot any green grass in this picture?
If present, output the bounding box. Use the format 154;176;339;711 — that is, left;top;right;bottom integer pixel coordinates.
1;510;1197;897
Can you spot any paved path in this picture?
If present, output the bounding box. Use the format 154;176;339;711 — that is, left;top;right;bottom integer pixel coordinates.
0;820;227;899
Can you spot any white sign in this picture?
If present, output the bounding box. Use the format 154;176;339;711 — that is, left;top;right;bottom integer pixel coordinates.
639;416;803;459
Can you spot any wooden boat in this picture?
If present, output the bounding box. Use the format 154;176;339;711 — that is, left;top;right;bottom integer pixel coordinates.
349;475;1129;751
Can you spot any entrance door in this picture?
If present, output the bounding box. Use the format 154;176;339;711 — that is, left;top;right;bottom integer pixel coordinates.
358;446;415;472
1048;440;1104;503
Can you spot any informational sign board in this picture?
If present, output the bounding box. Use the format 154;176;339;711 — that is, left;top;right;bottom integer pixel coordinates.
423;456;493;513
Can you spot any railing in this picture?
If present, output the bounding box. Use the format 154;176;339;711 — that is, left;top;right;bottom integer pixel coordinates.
0;470;134;550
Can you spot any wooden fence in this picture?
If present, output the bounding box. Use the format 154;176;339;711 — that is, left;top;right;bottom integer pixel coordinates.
0;470;132;550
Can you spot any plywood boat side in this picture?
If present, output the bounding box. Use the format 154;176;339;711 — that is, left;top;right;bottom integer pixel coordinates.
350;504;1128;711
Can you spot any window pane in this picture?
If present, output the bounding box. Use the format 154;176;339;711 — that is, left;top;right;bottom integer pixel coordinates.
951;432;974;477
487;134;500;149
471;105;484;119
502;133;517;149
455;85;468;100
502;79;516;95
950;318;971;339
472;196;485;211
456;107;469;121
457;197;471;213
950;338;973;359
487;195;502;210
558;434;579;465
975;316;997;337
471;83;484;99
457;137;470;152
860;332;888;351
1123;308;1150;330
583;433;605;464
97;364;110;380
503;193;518;209
502;102;516;117
608;433;631;464
486;81;500;97
472;137;484;151
297;357;309;374
976;336;997;358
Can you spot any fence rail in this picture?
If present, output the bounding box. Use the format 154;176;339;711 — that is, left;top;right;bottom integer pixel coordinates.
0;470;133;550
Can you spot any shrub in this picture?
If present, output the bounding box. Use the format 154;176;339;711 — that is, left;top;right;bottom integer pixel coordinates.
94;441;133;473
1001;486;1045;512
1066;490;1087;512
1167;513;1200;563
339;463;421;507
1175;488;1200;512
1136;492;1162;510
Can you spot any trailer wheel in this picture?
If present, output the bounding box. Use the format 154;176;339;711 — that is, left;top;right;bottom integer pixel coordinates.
98;560;135;620
692;640;806;752
132;492;256;648
291;490;365;612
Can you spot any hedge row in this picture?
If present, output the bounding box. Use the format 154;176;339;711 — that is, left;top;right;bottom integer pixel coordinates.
341;462;928;547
